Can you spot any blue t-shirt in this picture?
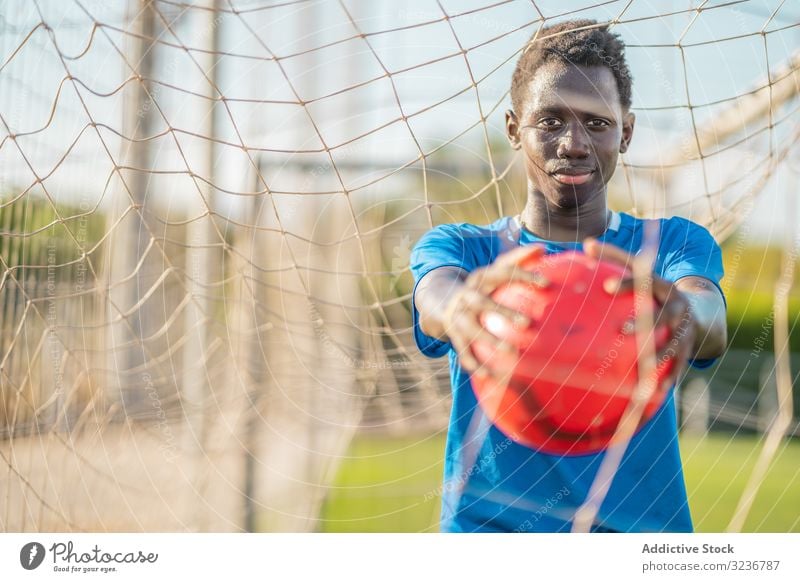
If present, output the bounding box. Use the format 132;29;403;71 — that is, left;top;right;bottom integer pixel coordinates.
410;212;725;533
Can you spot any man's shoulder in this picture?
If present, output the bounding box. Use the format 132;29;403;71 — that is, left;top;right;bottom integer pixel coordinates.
618;211;704;229
426;216;513;235
618;212;717;247
659;215;718;251
416;216;516;246
411;216;519;270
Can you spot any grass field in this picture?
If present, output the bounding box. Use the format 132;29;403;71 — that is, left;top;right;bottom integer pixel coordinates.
319;433;800;532
681;435;800;532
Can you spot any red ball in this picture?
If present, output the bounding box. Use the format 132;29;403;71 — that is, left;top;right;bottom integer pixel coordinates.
470;250;674;455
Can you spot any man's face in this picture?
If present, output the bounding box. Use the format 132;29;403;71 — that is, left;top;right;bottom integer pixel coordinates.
506;61;635;208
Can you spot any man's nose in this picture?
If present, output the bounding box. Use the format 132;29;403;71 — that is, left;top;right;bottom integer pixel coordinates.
557;125;590;159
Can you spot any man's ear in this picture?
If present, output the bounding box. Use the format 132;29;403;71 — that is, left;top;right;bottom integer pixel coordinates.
619;110;635;154
506;109;522;150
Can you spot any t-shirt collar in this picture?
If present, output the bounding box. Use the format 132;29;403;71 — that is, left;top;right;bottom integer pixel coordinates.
514;211;622;249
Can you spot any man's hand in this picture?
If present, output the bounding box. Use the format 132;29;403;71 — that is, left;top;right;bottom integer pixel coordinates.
418;245;549;379
583;238;725;390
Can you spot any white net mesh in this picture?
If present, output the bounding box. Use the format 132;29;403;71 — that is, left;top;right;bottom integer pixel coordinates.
0;0;798;532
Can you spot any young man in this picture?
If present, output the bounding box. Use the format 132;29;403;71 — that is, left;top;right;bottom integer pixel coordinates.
410;20;727;532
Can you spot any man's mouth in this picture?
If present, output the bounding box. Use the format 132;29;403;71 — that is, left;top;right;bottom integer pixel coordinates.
551;169;595;185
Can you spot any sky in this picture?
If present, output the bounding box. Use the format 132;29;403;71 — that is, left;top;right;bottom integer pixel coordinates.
0;0;798;242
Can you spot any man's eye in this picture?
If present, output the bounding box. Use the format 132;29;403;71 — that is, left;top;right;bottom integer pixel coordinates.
587;119;611;128
538;118;562;128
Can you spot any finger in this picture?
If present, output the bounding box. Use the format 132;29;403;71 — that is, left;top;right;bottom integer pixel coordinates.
653;299;685;331
603;276;634;295
491;263;550;289
658;321;690;358
464;266;489;289
604;271;659;295
495;243;546;267
470;264;549;294
651;276;681;305
458;347;481;375
655;345;679;369
583;238;635;268
468;345;518;384
659;362;684;394
663;302;694;338
459;317;518;357
449;290;532;343
448;298;521;356
668;349;691;388
457;288;529;328
654;346;682;393
455;330;517;377
657;331;694;392
676;325;697;363
489;304;531;329
479;365;518;387
453;330;500;375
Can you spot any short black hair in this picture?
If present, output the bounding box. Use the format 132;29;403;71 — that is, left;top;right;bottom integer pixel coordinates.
510;19;633;115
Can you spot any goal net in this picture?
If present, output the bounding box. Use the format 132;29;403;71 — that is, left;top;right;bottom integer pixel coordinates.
0;0;797;532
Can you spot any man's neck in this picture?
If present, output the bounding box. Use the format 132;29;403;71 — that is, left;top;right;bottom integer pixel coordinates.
519;190;610;242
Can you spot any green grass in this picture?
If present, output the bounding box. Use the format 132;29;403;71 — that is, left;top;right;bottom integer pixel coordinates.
681;434;800;532
320;433;800;532
319;433;446;533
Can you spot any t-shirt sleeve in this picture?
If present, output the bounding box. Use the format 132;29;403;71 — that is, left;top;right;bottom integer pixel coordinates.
410;224;475;358
660;218;726;369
